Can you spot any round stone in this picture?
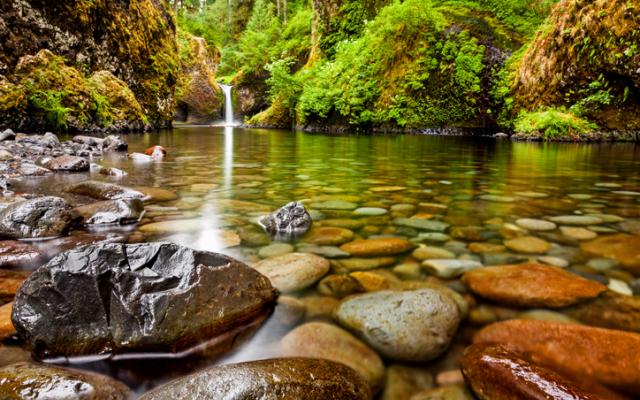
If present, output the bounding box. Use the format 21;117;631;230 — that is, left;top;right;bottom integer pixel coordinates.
515;218;557;231
302;227;354;246
547;215;604;226
412;245;455;260
258;243;295;258
335;289;462;362
422;259;483;279
340;238;414;257
560;226;597;240
253;252;330;293
505;236;550;254
353;207;388;216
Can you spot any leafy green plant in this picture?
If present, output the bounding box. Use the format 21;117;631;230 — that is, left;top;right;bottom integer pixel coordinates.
28;90;71;130
514;108;597;140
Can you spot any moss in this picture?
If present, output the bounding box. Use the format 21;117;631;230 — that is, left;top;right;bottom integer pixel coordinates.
511;0;640;130
514;108;597;140
87;70;147;127
246;94;291;127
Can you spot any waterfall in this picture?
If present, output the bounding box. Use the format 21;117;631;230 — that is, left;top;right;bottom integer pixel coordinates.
219;84;234;126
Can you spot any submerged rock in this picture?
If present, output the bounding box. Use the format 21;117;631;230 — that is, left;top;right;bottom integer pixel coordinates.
66;180;146;201
0;196;72;239
73;199;144;225
259;201;312;238
280;322;385;391
0;269;30;303
461;344;624;400
340;238;414;257
463;263;606;308
252;252;330;293
43;155;90;172
581;234;640;273
0;362;132;399
12;243;277;358
0;241;44;269
139;358;371;400
335;289;462;362
474;319;640;395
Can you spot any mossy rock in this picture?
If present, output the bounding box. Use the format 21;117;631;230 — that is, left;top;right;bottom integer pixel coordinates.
175;30;223;123
511;0;640;131
88;71;148;130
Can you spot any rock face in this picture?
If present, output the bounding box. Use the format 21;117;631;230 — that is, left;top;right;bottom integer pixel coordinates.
66;180;146;201
252;252;330;293
174;31;222;123
73;199;144;225
0;362;131;400
280;322;385;391
581;234;640;273
12;243;278;358
474;319;640;395
259;202;312;238
463;263;607;308
0;196;72;239
139;358;371;400
335;289;462;362
461;344;623;400
0;0;177;130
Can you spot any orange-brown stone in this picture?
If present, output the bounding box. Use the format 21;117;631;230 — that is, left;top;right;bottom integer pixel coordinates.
340;238;414;257
462;263;606;308
473;319;640;395
581;234;640;274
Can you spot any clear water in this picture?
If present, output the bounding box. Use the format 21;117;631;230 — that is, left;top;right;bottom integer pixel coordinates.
6;126;640;393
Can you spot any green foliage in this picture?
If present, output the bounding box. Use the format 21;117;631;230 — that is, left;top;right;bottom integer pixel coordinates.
265;58;302;109
90;91;112;126
28;90;71;130
234;0;281;75
514;109;597;139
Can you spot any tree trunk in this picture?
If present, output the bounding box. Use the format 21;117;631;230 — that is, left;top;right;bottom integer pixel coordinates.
173;0;178;13
283;0;286;25
276;0;280;17
227;0;232;25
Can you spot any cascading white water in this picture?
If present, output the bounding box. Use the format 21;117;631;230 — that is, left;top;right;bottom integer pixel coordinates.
219;84;234;126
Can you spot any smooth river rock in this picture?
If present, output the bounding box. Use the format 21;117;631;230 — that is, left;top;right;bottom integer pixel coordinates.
0;269;30;303
73;199;144;225
335;289;462;362
394;217;450;232
515;218;557;231
280;322;385;391
581;234;640;273
474;319;640;395
139;358;371;400
548;215;604;225
252;252;330;293
463;263;606;308
43;155;90;172
563;291;640;332
461;344;624;400
340;238;414;257
66;180;146;200
0;196;73;239
259;201;312;237
0;362;131;399
12;243;277;358
302;226;354;245
504;236;550;254
422;259;482;279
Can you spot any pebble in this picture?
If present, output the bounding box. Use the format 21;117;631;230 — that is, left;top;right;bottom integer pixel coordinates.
547;215;604;225
504;236;550;254
310;200;358;210
353;207;388;216
340;238;414;257
258;242;294;258
608;278;633;296
537;256;569;268
253;253;330;293
381;365;434;400
412;245;455;260
394;217;450;232
422;259;482;279
560;226;597;240
295;244;350;258
479;194;516;203
302;226;354;245
515;218;556;231
331;257;397;272
581;234;640;273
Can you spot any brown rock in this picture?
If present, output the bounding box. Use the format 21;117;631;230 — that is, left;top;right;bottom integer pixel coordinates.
298;295;339;319
461;344;625;400
43;155;89;171
504;236;550;254
317;274;364;297
564;291;640;332
0;302;15;340
463;263;606;308
474;319;640;395
280;322;385;391
0;241;43;269
139;358;371;400
435;369;464;386
381;365;433;400
303;227;355;245
349;271;391;292
468;242;506;253
410;385;472;400
340;238;414;257
581;234;640;273
0;269;30;303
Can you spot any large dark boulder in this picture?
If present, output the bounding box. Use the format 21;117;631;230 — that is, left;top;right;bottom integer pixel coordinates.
12;243;278;358
139;358;372;400
73;199;144;225
259;201;312;239
0;362;132;400
0;196;72;239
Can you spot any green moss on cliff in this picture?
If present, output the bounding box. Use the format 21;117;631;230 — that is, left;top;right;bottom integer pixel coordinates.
514;108;596;140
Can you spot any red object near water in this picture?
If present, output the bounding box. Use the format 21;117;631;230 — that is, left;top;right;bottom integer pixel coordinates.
145;145;167;156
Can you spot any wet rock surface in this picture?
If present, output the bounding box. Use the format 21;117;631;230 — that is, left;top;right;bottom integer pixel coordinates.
12;243;278;358
0;362;132;400
139;358;372;400
259;201;312;238
0;196;73;239
474;319;640;395
335;289;462;362
340;238;414;257
252;252;330;293
461;344;623;400
463;263;607;308
0;242;43;269
66;180;146;201
0;269;30;303
43;155;90;172
73;199;144;225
